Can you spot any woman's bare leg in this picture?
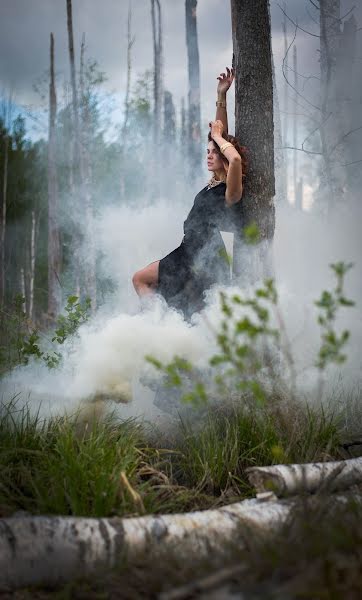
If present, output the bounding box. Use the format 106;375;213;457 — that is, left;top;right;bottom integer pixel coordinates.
132;260;160;297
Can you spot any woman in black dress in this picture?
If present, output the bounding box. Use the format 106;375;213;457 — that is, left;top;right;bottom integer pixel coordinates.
132;67;246;318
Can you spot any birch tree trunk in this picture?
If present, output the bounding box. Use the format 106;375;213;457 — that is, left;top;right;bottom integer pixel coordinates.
231;0;275;283
282;2;289;203
0;497;290;591
185;0;202;178
48;33;62;318
151;0;163;145
272;50;287;207
0;134;8;309
66;0;85;298
120;0;134;200
319;0;344;204
28;210;38;321
293;45;298;207
247;456;362;497
79;35;97;311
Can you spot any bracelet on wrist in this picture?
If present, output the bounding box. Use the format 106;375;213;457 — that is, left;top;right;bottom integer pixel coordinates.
216;100;226;108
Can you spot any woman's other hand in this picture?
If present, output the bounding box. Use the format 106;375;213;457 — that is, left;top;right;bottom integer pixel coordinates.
209;120;224;141
217;67;235;95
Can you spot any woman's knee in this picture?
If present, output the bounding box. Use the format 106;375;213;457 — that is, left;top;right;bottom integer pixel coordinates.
132;270;142;290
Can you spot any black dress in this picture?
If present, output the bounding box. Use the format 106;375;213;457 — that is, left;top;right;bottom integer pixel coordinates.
157;182;240;318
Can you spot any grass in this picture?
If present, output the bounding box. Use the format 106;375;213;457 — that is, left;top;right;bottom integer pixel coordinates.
0;389;358;519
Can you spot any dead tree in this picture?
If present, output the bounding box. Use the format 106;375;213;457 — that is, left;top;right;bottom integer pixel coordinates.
319;0;344;199
293;44;298;206
185;0;202;178
79;35;97;310
282;2;289;202
120;0;135;199
47;33;62;317
163;90;176;144
0;128;8;309
180;96;187;148
150;0;163;145
231;0;275;282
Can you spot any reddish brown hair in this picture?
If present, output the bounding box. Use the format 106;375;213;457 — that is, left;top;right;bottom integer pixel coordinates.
207;132;248;178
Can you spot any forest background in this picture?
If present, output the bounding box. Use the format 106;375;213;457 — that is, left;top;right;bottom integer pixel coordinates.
0;0;361;389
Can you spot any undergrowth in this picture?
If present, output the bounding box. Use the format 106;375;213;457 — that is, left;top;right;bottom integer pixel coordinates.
0;392;353;520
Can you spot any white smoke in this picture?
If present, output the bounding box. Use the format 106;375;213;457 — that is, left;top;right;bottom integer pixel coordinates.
1;186;361;420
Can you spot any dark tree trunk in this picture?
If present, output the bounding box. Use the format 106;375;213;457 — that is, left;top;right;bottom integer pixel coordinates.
185;0;201;178
47;33;62;318
231;0;275;281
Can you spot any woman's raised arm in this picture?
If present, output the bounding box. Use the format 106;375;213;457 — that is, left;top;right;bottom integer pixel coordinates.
215;67;234;136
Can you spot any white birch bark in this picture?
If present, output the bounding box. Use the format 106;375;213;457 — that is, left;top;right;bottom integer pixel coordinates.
0;497;289;591
28;210;37;321
247;456;362;497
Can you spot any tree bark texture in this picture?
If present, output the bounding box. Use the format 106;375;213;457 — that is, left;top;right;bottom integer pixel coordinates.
247;456;362;497
282;2;289;203
272;49;287;207
185;0;202;178
120;0;134;199
0;497;290;591
319;0;344;201
151;0;163;146
79;35;97;311
48;33;62;318
293;45;298;206
0;134;8;309
231;0;275;282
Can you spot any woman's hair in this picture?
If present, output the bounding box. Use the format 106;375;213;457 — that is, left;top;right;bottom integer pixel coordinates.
207;131;248;179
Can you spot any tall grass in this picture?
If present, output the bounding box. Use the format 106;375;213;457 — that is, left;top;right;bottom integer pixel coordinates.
0;391;357;519
176;398;342;495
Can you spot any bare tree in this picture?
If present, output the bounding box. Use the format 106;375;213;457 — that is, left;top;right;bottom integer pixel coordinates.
180;96;187;148
231;0;275;282
150;0;163;145
0;123;8;309
163;90;176;144
79;34;97;310
120;0;135;199
282;1;289;201
185;0;201;178
293;44;298;205
47;33;62;318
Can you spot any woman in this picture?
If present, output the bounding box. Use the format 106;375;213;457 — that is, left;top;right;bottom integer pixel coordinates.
132;67;246;318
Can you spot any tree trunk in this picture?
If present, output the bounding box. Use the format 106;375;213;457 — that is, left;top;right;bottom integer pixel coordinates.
0;497;290;591
319;0;344;204
0;134;8;309
293;45;298;206
231;0;275;283
66;0;85;298
180;96;187;148
28;210;39;322
48;33;62;318
151;0;163;145
282;2;289;203
185;0;202;178
247;456;362;497
80;35;97;311
120;0;134;199
272;49;287;207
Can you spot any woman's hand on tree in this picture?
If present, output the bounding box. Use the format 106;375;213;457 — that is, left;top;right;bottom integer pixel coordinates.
209;120;224;141
217;67;235;95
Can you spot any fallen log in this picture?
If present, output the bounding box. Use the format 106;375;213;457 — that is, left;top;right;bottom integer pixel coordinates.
0;497;289;592
246;456;362;497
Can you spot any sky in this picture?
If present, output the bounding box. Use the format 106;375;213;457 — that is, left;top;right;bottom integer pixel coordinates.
0;0;361;142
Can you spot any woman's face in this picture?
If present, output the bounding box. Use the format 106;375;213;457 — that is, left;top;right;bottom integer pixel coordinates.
207;141;224;173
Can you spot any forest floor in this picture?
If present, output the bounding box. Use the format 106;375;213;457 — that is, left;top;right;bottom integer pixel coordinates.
0;392;362;598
